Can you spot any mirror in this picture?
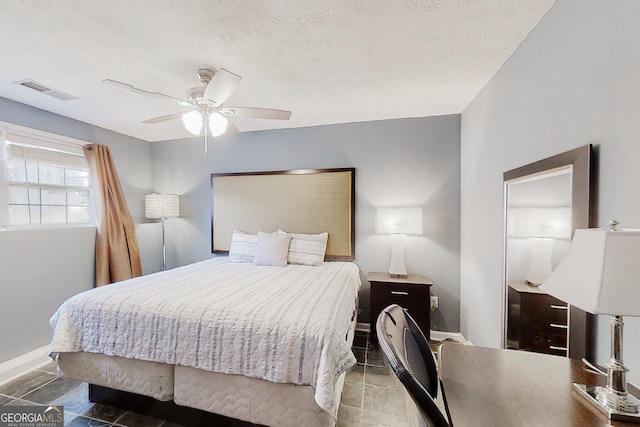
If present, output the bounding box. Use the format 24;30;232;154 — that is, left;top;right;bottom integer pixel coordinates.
502;145;594;360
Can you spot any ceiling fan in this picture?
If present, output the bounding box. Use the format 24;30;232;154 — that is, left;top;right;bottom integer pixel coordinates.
104;68;291;153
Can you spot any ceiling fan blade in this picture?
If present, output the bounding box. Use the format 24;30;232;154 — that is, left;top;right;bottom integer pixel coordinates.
203;68;241;107
225;120;240;135
103;79;186;103
220;107;291;120
142;111;185;124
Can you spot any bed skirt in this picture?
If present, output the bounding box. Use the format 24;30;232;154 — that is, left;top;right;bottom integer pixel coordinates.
55;314;356;427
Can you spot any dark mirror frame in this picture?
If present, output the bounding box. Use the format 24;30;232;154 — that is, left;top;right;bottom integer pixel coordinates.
502;144;594;360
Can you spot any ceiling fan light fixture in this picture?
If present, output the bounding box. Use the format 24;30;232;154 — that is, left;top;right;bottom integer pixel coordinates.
182;110;203;135
209;112;228;137
122;67;290;141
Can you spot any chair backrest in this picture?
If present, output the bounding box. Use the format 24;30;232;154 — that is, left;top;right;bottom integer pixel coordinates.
376;304;452;427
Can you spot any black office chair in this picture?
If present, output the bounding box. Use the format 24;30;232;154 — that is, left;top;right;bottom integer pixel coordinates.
376;304;453;427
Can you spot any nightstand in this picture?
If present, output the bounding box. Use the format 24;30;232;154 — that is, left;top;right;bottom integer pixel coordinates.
507;281;569;356
369;272;434;342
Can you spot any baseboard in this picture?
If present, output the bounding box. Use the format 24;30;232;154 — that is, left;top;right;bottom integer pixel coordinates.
0;345;52;387
355;322;370;333
353;323;473;345
430;330;473;345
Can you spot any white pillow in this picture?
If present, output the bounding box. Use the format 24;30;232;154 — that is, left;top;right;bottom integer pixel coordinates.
278;230;328;266
253;231;292;267
228;230;257;262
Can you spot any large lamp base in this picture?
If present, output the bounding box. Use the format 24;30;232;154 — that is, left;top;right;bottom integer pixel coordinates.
526;237;554;286
574;384;640;423
573;315;640;423
388;234;408;277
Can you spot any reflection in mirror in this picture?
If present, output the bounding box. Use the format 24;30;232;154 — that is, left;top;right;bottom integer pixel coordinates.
502;145;594;360
507;169;572;287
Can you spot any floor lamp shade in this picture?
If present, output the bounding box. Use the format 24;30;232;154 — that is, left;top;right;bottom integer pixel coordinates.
375;207;423;277
145;193;179;271
145;194;180;219
540;225;640;422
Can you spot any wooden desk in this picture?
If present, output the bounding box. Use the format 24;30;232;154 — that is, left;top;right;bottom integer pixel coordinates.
439;344;639;427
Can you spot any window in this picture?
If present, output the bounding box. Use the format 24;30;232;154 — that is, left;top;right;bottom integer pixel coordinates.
1;125;92;227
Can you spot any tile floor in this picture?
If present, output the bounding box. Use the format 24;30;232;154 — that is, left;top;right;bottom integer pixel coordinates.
338;330;411;427
0;330;410;427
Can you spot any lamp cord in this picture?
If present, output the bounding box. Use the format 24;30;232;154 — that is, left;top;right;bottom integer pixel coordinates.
582;357;606;375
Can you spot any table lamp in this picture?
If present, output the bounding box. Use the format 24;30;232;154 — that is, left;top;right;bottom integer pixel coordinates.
508;206;571;285
375;207;423;277
145;193;180;271
540;220;640;422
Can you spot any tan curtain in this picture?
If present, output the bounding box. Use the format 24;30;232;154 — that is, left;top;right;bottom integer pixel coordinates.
83;144;142;286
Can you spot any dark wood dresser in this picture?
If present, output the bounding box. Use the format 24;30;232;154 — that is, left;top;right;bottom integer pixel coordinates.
507;280;569;356
369;272;433;341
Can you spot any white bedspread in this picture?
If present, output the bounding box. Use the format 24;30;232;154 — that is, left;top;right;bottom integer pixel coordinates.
49;258;361;415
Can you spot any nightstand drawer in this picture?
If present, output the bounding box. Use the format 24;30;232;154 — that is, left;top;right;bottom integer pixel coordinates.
509;281;570;357
372;283;427;313
522;331;568;356
368;273;434;342
521;293;569;331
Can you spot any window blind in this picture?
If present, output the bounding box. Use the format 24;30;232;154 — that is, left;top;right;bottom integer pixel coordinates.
3;127;92;226
6;132;87;169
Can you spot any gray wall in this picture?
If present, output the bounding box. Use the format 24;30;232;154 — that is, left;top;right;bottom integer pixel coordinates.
460;0;640;381
151;116;461;332
0;97;153;363
0;97;460;362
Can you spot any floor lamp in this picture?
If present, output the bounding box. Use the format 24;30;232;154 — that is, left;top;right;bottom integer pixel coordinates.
540;221;640;422
145;193;180;271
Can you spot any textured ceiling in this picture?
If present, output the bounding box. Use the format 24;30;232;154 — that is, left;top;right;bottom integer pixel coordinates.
0;1;555;142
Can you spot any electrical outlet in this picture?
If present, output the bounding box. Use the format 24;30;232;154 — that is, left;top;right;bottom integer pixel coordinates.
430;296;439;311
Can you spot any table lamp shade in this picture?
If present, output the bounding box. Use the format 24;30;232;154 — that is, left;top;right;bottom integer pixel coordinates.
375;207;423;235
145;193;180;219
541;225;640;421
508;207;571;239
540;228;640;316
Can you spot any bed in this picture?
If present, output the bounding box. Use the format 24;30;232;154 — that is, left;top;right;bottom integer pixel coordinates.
49;168;359;427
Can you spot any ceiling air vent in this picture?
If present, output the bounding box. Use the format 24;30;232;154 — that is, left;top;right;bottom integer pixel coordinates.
13;79;79;101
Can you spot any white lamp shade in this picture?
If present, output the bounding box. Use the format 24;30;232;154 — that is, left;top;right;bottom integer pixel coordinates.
540;228;640;316
508;206;571;239
375;207;423;235
145;193;180;219
209;112;228;137
182;111;203;136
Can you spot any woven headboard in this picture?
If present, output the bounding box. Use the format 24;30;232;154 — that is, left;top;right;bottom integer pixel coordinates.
211;168;355;260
